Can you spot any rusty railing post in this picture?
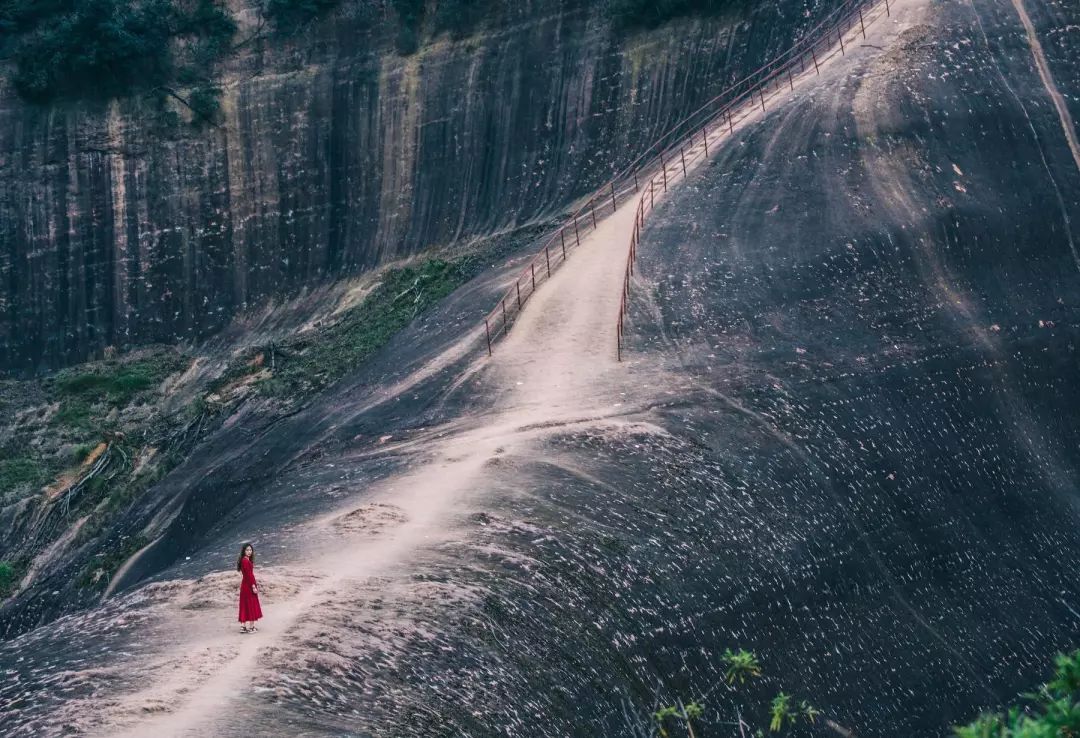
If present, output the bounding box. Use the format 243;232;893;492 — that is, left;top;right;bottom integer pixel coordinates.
811;47;820;74
501;299;508;331
531;262;536;292
885;0;890;16
702;127;708;156
516;281;522;310
610;182;617;211
680;147;687;176
759;88;766;114
839;27;845;55
728;109;734;134
788;69;794;91
859;7;866;38
650;179;655;209
545;245;551;276
591;205;598;229
574;214;580;246
633;171;639;192
484;317;492;356
560;229;567;258
659;152;668;190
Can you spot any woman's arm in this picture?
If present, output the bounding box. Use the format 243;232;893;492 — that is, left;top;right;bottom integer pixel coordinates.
242;558;258;592
250;562;258;594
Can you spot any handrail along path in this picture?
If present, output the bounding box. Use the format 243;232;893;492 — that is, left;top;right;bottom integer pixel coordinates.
475;0;894;360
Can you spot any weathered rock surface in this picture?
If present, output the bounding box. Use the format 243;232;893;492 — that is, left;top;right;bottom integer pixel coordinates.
0;0;842;373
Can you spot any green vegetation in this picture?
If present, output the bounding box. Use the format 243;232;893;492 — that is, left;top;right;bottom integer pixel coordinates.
3;0;755;103
768;693;819;733
0;225;536;609
0;561;19;597
258;257;472;398
652;649;822;737
722;647;763;684
0;348;188;520
45;351;186;433
0;456;47;492
78;534;148;590
52;352;180;406
54;398;94;429
3;0;235;120
955;650;1080;738
653;702;703;738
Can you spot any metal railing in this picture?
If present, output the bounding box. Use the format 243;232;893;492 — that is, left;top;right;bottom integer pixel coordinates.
616;0;892;360
475;0;894;358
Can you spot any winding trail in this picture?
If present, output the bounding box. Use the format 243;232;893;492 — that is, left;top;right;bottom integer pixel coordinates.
85;5;924;735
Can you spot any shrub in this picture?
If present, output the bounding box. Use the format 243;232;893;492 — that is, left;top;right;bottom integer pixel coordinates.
7;0;235;105
955;650;1080;738
0;561;22;597
258;257;471;398
186;84;225;125
12;0;174;100
52;353;183;406
0;457;46;498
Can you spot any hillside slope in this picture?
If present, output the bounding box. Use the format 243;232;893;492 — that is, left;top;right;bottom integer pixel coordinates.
627;0;1080;731
0;0;1077;735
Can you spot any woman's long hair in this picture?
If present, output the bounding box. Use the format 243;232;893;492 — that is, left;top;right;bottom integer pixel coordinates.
236;542;254;572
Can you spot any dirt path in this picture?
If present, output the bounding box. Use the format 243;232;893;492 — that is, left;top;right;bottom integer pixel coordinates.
88;6;921;735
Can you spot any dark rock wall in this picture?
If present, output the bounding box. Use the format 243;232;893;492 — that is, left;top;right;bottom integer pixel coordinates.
0;0;843;374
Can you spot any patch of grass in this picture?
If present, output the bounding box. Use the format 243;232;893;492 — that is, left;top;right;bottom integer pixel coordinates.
0;457;46;491
0;561;15;596
259;257;472;398
53;398;95;430
77;534;148;590
70;442;98;460
50;352;185;409
0;561;20;597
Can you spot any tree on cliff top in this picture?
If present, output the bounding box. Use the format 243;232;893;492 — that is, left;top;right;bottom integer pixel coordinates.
4;0;235;119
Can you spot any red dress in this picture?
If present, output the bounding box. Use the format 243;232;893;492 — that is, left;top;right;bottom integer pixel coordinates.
238;557;263;622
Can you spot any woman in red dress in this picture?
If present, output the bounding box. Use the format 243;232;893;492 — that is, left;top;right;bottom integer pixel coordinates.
236;542;263;633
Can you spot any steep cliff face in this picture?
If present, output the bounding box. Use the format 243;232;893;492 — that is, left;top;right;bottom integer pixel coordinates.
0;0;843;374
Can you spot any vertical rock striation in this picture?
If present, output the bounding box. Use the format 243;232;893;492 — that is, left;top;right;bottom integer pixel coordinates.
0;0;843;373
